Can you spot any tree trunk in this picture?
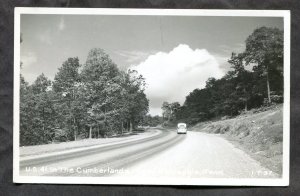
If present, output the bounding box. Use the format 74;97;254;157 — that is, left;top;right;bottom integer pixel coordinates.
42;107;46;143
243;87;248;112
266;66;271;104
89;126;92;139
104;107;107;133
42;124;45;143
73;118;77;141
121;121;124;135
168;110;172;122
129;120;133;132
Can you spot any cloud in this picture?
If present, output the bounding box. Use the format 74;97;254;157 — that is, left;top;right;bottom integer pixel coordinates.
21;52;37;68
58;17;65;31
213;54;231;72
219;43;245;54
214;43;246;73
116;50;156;65
37;31;52;45
132;44;224;116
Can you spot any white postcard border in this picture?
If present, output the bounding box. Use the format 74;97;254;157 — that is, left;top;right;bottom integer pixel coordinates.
13;8;290;186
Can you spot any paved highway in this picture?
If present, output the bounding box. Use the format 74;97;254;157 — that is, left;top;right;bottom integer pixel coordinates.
19;129;182;176
20;129;277;178
116;131;278;178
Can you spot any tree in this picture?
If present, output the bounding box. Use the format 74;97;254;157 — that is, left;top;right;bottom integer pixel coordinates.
161;102;171;121
243;27;283;104
170;102;180;121
31;73;51;94
205;77;217;88
81;48;136;136
168;26;284;126
142;115;163;127
20;74;56;145
52;57;82;140
32;74;54;143
80;48;117;137
20;76;34;145
122;70;149;132
175;87;213;124
20;47;149;145
161;102;180;122
228;52;253;111
53;57;80;93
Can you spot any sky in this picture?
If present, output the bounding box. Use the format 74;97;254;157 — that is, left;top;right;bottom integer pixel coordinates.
20;14;283;116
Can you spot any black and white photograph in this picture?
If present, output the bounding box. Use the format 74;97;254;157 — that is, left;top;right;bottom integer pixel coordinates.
13;8;290;186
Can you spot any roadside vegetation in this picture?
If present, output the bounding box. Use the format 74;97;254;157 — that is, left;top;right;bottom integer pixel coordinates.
161;26;283;127
191;105;283;174
20;49;149;146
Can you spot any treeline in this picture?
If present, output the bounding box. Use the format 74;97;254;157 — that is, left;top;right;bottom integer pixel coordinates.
142;115;164;127
162;26;283;125
20;48;149;146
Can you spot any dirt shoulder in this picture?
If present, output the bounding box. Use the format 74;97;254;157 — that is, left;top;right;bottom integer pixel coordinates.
191;104;283;175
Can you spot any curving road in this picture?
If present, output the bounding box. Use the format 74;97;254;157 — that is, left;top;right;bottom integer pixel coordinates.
19;129;277;178
116;131;278;178
19;129;183;176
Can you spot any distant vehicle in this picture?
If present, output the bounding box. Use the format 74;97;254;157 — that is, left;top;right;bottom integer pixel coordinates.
177;123;187;134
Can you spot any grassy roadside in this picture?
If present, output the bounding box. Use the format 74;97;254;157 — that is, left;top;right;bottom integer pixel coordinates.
191;104;283;175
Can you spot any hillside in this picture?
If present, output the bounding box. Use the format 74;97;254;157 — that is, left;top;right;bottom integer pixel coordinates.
191;104;283;175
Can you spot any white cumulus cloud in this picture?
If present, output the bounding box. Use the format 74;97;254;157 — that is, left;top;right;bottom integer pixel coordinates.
132;44;224;116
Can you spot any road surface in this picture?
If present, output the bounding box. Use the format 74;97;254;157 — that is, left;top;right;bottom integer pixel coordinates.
19;129;277;178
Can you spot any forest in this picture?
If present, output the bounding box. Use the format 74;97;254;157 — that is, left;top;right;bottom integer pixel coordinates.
20;49;149;146
161;26;284;126
20;26;283;146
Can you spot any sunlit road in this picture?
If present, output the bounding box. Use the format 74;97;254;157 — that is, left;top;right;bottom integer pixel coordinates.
116;131;278;178
19;129;183;176
20;129;277;178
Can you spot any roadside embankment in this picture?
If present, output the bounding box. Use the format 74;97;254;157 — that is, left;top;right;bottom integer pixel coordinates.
191;104;283;175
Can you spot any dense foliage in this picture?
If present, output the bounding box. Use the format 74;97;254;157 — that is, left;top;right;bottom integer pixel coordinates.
162;27;284;126
141;115;164;127
20;49;149;146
